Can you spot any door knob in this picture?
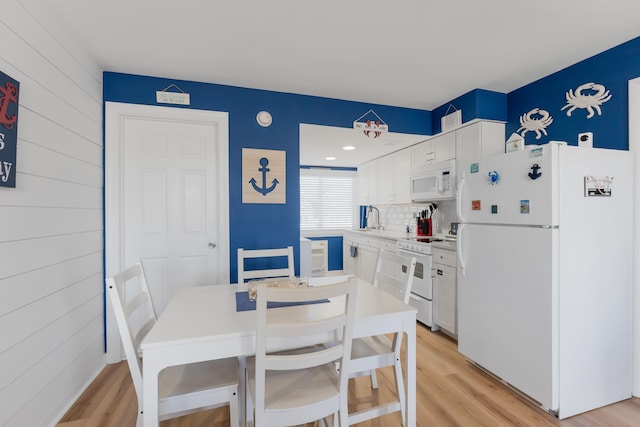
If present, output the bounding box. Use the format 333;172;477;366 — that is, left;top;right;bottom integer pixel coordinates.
208;242;217;249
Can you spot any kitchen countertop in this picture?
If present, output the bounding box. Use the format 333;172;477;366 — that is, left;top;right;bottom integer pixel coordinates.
344;228;417;240
345;228;457;249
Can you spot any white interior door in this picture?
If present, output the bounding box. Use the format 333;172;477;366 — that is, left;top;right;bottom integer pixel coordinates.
105;102;229;362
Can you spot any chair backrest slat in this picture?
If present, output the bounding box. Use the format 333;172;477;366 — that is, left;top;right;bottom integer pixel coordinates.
237;246;295;284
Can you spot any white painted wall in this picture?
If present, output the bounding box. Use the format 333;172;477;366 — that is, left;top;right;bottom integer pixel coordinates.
0;1;104;426
629;78;640;397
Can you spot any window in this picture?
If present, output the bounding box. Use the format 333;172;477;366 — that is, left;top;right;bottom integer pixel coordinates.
300;169;357;230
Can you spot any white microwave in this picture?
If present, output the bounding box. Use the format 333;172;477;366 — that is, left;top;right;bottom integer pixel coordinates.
410;159;456;201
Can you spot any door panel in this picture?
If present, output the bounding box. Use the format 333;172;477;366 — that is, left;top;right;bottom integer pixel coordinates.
105;102;229;363
123;118;219;313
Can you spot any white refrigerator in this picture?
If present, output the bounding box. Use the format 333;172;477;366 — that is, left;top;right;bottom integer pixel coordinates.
456;142;633;419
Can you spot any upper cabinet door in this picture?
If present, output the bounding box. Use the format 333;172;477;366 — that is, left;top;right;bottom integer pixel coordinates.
377;155;396;204
411;139;434;169
433;131;456;163
411;131;456;169
455;121;505;188
394;148;412;204
357;160;378;205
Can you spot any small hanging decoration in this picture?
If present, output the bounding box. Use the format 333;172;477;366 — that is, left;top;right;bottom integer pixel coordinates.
156;83;190;105
441;104;462;131
561;82;611;119
353;110;388;138
517;108;553;140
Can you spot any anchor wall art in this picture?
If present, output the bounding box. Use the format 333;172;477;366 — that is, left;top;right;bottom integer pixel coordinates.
242;148;286;204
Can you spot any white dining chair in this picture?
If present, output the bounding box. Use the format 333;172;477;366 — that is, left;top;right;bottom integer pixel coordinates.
237;246;295;283
106;262;240;427
348;250;416;425
246;277;358;427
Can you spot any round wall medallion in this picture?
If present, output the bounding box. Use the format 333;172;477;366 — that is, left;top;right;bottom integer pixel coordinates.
256;111;272;127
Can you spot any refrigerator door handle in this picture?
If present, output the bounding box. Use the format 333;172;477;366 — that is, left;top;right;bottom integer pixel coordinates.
457;223;466;276
456;171;465;223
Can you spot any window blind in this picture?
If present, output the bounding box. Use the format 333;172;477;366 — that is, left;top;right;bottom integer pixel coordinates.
300;169;356;230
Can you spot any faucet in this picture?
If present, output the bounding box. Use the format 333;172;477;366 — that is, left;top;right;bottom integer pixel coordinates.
366;205;382;230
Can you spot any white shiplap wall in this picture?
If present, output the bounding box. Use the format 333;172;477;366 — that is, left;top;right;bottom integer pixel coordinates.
0;1;104;426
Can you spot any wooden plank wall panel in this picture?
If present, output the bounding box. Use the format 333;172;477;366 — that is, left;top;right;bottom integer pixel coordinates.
19;141;103;187
0;174;102;208
0;1;105;426
0;252;103;317
19;108;102;167
0;207;102;243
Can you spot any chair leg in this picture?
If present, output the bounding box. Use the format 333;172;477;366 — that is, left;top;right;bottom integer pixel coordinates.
393;358;406;426
229;387;240;427
238;356;247;427
370;368;378;389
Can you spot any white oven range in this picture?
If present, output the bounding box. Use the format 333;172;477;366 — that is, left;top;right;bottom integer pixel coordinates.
396;237;438;331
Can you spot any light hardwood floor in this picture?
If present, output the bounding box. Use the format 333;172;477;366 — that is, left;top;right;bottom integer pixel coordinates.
58;322;640;426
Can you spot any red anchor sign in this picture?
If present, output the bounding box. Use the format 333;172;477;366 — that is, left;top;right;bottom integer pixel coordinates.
0;82;18;129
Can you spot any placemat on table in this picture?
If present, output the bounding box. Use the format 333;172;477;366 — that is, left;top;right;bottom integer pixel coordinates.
235;291;329;312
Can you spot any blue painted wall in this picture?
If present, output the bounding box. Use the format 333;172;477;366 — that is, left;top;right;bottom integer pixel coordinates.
431;89;508;134
104;73;431;282
103;36;639;281
507;36;640;150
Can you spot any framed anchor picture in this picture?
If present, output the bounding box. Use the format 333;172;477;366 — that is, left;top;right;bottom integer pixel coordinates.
242;148;286;204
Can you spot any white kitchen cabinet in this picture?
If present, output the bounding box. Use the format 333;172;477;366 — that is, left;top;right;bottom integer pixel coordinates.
358;241;379;284
455;121;505;189
342;231;380;283
357;160;377;205
376;154;395;204
359;147;412;206
411;131;456;169
394;148;412;204
342;238;355;275
433;245;457;336
378;237;397;253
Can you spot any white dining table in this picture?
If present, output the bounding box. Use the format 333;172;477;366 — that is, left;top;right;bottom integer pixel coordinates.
140;277;417;427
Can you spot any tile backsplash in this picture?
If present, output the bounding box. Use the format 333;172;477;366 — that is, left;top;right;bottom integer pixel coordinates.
373;199;457;235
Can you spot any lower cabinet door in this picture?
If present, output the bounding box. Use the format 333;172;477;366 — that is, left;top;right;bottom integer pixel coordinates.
433;263;457;334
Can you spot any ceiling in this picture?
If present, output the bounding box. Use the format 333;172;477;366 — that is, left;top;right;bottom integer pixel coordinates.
31;0;640;166
300;124;427;167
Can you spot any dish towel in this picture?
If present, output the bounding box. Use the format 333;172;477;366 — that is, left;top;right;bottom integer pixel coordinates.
350;245;358;257
235;291;329;312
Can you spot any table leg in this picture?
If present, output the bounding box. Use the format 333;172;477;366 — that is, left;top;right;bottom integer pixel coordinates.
142;353;160;427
